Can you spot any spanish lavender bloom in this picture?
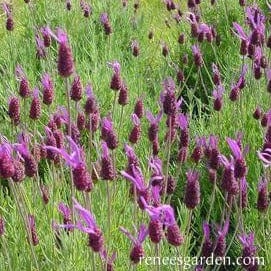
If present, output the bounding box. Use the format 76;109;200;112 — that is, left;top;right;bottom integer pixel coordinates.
2;2;14;31
40;184;49;204
129;114;141;144
226;138;247;178
120;225;148;264
131;40;140;57
202;222;213;257
166;175;176;195
178;33;185;44
108;61;122;91
177;69;185;83
253;106;262;120
40;26;51;47
178;113;189;148
149;156;164;187
58;202;72;230
121;165;149;209
16;65;31;98
214;219;229;257
29;88;41;120
192;45;203;68
44;127;59;163
118;82;129;106
100;13;112;35
14;134;38;177
45;136;92;191
100;250;117;271
28;215;39;246
77;112;85;131
134;98;144;119
239;233;258;271
213;85;224;111
41;73;54;105
124;144;139;175
70;76;83;102
49;28;74;77
191;137;205;164
84;84;97;114
220;155;239;195
146;110;162;143
0;143;15;179
80;1;92;17
160;77;177;116
101;116;118;150
162;43;169;57
58;198;104;252
257;177;269;213
100;141;115;181
12;159;25;183
35;37;47;60
66;0;71;10
8;96;20;125
184;170;200;209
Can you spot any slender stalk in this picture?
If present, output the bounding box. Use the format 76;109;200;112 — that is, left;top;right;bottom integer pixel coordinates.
106;181;111;245
112;91;118;121
163;116;172;203
155;244;160;271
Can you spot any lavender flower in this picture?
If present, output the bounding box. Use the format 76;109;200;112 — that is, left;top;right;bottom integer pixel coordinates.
214;219;229;257
45;136;92;191
84;84;97;114
28;215;39;246
58;202;72;230
108;61;122;91
29;88;41;120
0;143;15;179
202;222;213;257
146;110;162;143
120;224;148;264
100;250;117;271
100;141;115;180
257;177;269;213
16;65;31;98
101;116;118;150
8;96;20;125
184;170;200;209
129;114;141;144
100;13;112;35
212;85;224;111
41;73;54;105
192;45;203;68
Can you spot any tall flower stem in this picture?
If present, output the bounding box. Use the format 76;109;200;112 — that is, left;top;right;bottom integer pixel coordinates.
206;177;216;223
155;244;160;271
65;77;75;220
8;180;39;270
106;181;111;247
163;116;172;203
112;91;118;121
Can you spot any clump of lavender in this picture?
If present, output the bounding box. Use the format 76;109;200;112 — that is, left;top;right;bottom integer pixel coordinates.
191;137;205;164
129;114;141;144
41;73;54;105
100;250;116;271
120;224;148;264
201;222;213;257
100;13;112;35
35;34;47;59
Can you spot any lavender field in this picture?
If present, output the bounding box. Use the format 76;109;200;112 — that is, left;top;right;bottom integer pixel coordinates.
0;0;270;270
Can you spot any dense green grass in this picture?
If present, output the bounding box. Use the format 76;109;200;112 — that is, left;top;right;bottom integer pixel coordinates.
0;0;270;270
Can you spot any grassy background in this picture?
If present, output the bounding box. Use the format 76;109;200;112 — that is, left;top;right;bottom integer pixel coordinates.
0;0;270;270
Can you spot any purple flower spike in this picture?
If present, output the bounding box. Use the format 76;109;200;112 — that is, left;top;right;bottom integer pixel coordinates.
232;23;248;41
58;202;72;224
120;224;148;263
178;113;188;130
121;165;146;192
2;2;11;16
226;138;242;160
131;113;140;126
100;13;109;24
100;249;117;271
